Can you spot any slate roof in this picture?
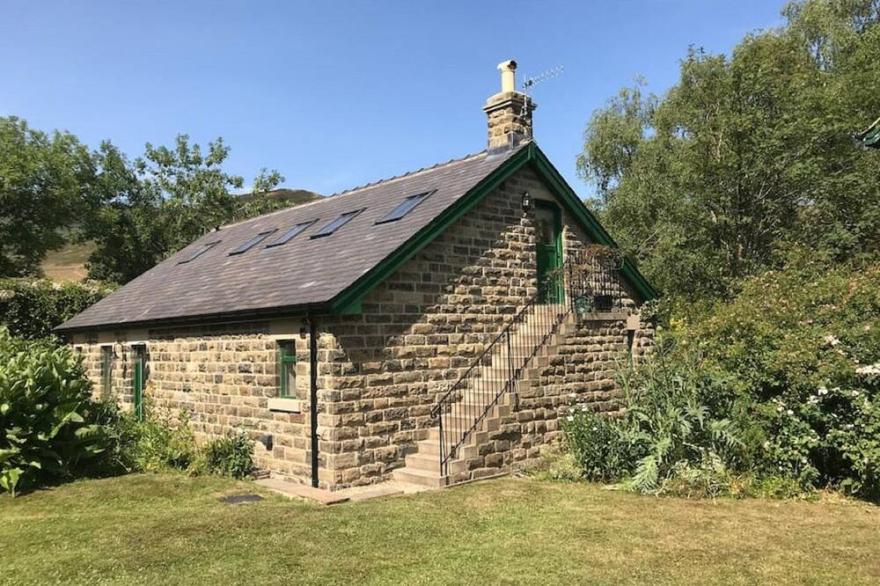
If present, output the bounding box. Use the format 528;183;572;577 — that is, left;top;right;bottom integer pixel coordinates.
57;146;524;331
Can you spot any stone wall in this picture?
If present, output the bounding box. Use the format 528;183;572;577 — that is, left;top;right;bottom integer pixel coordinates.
73;320;321;483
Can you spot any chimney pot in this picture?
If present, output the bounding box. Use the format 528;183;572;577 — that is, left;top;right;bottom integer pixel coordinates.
498;60;517;93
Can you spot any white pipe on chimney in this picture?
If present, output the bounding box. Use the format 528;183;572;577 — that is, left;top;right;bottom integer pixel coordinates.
498;60;517;93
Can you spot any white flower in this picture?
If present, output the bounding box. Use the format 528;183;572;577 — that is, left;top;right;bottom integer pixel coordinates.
855;363;880;375
823;334;841;347
852;390;860;398
786;409;794;416
817;386;829;396
566;416;573;422
777;405;784;413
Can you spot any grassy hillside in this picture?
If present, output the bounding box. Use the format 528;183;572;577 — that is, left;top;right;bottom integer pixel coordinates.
40;240;95;282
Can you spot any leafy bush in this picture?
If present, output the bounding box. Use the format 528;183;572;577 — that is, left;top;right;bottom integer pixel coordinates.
0;328;110;495
194;430;254;479
105;401;254;480
0;278;112;339
562;410;636;483
562;350;749;495
685;255;880;498
110;401;197;473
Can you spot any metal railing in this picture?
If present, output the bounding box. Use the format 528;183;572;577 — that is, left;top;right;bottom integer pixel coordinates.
430;247;623;476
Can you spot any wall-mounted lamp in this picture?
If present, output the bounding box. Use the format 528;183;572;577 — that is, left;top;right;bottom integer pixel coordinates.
521;191;533;212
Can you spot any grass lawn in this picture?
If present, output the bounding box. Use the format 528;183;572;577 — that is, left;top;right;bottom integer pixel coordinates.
1;475;878;585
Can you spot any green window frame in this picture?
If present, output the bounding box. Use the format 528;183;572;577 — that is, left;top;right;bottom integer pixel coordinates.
100;346;113;399
278;341;297;398
132;345;147;421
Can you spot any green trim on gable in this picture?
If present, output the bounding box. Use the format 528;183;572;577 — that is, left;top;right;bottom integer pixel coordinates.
328;145;534;314
329;142;657;315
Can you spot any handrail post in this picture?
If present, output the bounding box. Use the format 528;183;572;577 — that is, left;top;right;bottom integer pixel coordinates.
439;408;444;476
506;330;513;387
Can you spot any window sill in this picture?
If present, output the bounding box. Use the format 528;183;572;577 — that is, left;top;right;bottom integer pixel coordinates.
268;398;303;413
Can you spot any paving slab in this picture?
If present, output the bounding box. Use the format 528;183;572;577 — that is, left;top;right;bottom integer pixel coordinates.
255;477;428;505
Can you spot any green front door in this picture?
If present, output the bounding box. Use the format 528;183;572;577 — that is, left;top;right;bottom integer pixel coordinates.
535;202;563;303
133;345;145;420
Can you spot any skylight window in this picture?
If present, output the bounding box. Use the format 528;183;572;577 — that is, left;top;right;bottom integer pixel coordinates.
266;220;317;248
311;209;363;238
228;229;277;255
376;191;434;224
178;241;220;264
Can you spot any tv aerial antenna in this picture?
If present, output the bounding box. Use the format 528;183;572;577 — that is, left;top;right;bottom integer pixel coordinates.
519;65;564;130
520;64;564;98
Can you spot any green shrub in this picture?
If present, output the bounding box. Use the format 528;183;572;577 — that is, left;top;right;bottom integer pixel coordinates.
0;328;110;495
195;430;254;479
562;409;637;483
562;349;750;496
113;402;197;473
106;402;254;480
0;278;112;339
684;255;880;498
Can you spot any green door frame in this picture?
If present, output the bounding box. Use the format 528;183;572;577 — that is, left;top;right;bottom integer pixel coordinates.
535;200;564;303
132;345;145;420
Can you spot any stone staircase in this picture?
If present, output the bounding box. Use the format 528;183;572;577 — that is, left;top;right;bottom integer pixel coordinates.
392;303;572;488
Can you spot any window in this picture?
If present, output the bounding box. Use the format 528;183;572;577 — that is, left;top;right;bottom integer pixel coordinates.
178;241;221;264
311;209;363;238
266;220;317;247
100;346;114;399
229;229;277;255
277;341;296;398
376;191;433;224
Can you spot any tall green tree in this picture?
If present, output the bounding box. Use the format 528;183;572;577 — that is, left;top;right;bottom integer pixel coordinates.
578;0;880;298
85;136;283;284
0;117;95;276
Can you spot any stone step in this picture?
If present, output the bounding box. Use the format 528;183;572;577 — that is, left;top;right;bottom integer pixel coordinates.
425;426;488;446
438;413;502;433
415;439;478;459
404;452;466;475
391;467;448;488
452;402;512;417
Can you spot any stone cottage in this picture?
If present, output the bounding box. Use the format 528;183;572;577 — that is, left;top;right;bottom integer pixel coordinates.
58;60;657;490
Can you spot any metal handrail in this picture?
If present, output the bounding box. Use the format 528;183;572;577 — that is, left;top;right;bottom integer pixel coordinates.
430;248;625;476
431;258;590;476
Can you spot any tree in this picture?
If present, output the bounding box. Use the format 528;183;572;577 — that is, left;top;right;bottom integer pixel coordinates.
0;117;95;276
85;136;284;284
578;0;880;299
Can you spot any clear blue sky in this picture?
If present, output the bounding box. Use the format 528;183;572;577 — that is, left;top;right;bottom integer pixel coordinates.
1;1;784;196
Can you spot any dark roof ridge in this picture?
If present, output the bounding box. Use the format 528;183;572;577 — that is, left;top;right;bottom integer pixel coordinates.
218;149;489;230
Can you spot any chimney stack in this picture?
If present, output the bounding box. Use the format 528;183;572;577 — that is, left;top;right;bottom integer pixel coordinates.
483;59;536;152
